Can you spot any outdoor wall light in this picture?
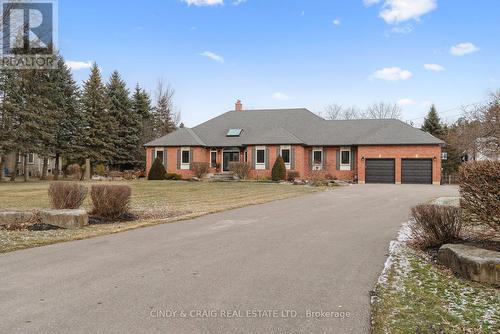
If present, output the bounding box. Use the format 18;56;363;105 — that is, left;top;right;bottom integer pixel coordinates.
361;156;365;161
433;156;437;161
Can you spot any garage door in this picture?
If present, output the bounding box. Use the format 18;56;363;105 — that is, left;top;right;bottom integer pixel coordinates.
402;159;432;184
365;159;395;184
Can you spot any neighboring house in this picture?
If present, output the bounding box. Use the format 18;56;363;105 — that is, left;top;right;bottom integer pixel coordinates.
463;137;499;162
144;101;444;185
2;152;61;178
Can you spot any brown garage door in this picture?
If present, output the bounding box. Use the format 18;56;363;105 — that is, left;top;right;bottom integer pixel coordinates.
365;159;395;184
401;159;432;184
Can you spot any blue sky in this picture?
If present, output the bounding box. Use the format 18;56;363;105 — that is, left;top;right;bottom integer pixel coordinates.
59;0;500;127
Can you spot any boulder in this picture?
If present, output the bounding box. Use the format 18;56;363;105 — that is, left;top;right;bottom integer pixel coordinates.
0;211;35;228
293;179;306;185
38;209;89;229
438;243;500;285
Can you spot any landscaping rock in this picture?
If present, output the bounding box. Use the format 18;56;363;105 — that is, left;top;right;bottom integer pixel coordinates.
0;211;35;228
438;243;500;285
38;209;89;229
293;179;306;185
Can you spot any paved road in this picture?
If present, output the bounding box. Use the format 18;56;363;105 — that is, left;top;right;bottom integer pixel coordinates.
0;184;458;334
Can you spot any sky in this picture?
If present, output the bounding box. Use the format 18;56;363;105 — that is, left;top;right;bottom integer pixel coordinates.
59;0;500;127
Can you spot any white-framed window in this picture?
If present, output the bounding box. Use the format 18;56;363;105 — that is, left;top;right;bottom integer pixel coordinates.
340;147;351;171
181;147;190;170
280;145;291;170
313;147;323;170
210;150;217;168
255;146;266;170
155;148;164;164
27;153;35;165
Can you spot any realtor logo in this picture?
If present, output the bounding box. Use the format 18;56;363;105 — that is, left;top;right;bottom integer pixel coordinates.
0;0;58;69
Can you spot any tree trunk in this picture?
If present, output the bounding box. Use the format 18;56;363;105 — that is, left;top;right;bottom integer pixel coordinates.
85;158;91;180
53;153;60;180
23;154;29;182
0;155;4;182
10;154;19;182
41;157;48;180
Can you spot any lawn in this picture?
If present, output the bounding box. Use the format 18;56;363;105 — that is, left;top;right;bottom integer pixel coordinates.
0;180;320;253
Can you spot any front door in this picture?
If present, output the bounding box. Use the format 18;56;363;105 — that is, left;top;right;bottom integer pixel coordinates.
223;151;240;171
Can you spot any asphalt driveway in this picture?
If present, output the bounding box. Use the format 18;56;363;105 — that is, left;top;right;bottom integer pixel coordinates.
0;184;458;334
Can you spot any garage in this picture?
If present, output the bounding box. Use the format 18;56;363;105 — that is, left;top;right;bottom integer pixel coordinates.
365;159;395;184
401;159;433;184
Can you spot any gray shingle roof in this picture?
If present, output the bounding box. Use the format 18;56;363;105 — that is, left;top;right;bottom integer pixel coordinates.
144;108;443;147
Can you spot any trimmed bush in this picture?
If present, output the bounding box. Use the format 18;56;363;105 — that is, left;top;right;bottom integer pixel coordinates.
66;163;82;179
410;204;463;249
286;171;299;182
459;161;499;232
271;156;286;181
191;162;210;178
148;157;166;180
166;173;182;180
90;185;132;220
229;162;251;180
95;164;106;176
48;182;88;209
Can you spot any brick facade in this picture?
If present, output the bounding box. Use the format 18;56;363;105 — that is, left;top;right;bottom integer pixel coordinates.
145;144;442;184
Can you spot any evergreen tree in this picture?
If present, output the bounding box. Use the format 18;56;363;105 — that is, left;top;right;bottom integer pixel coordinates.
152;81;177;137
271;156;286;181
132;84;153;166
106;71;139;169
81;63;116;165
421;105;443;138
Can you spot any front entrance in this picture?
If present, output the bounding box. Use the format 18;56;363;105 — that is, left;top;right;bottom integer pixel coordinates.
223;151;240;171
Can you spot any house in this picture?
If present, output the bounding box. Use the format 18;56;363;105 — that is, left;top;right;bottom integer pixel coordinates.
144;101;444;184
1;152;61;178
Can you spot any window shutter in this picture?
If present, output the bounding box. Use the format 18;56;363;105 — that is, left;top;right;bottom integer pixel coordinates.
276;147;280;159
265;147;269;169
291;147;295;170
252;147;256;169
163;149;167;168
323;148;327;169
190;148;193;164
336;148;340;170
151;149;155;165
350;147;356;171
309;150;313;170
177;148;181;170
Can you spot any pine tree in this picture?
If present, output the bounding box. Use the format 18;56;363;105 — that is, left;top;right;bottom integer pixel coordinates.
421;105;443;138
271;156;286;181
132;84;153;166
81;63;116;165
106;71;139;169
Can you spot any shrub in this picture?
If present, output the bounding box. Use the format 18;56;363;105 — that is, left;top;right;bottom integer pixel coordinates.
90;185;132;220
95;164;106;176
229;162;251;179
459;161;500;232
410;204;463;249
148;157;166;180
48;182;88;209
191;162;210;178
109;171;123;180
271;156;286;181
286;171;300;182
66;163;82;179
166;173;182;180
325;173;336;180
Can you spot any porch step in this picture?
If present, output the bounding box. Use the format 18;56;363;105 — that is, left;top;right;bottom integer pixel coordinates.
210;172;236;181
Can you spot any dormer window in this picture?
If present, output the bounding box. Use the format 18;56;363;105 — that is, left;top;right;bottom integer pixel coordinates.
226;129;242;137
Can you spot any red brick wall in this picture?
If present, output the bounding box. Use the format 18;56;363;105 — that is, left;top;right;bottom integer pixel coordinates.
357;145;442;184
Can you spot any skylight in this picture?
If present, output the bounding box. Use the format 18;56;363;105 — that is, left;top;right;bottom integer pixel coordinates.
226;129;242;137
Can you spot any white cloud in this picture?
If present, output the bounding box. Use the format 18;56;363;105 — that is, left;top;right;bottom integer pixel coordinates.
200;51;224;63
423;63;445;72
450;42;479;56
233;0;246;5
333;19;341;26
182;0;223;6
390;24;413;34
371;67;413;81
272;92;291;100
65;60;92;71
397;98;416;106
366;0;437;24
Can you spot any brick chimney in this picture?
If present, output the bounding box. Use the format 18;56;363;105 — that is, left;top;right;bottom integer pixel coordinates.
235;99;243;111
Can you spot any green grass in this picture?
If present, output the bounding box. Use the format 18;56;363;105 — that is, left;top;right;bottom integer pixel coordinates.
372;242;500;334
0;180;320;253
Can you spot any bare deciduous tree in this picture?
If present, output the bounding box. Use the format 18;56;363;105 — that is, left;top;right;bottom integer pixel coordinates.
322;104;363;120
365;102;402;120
